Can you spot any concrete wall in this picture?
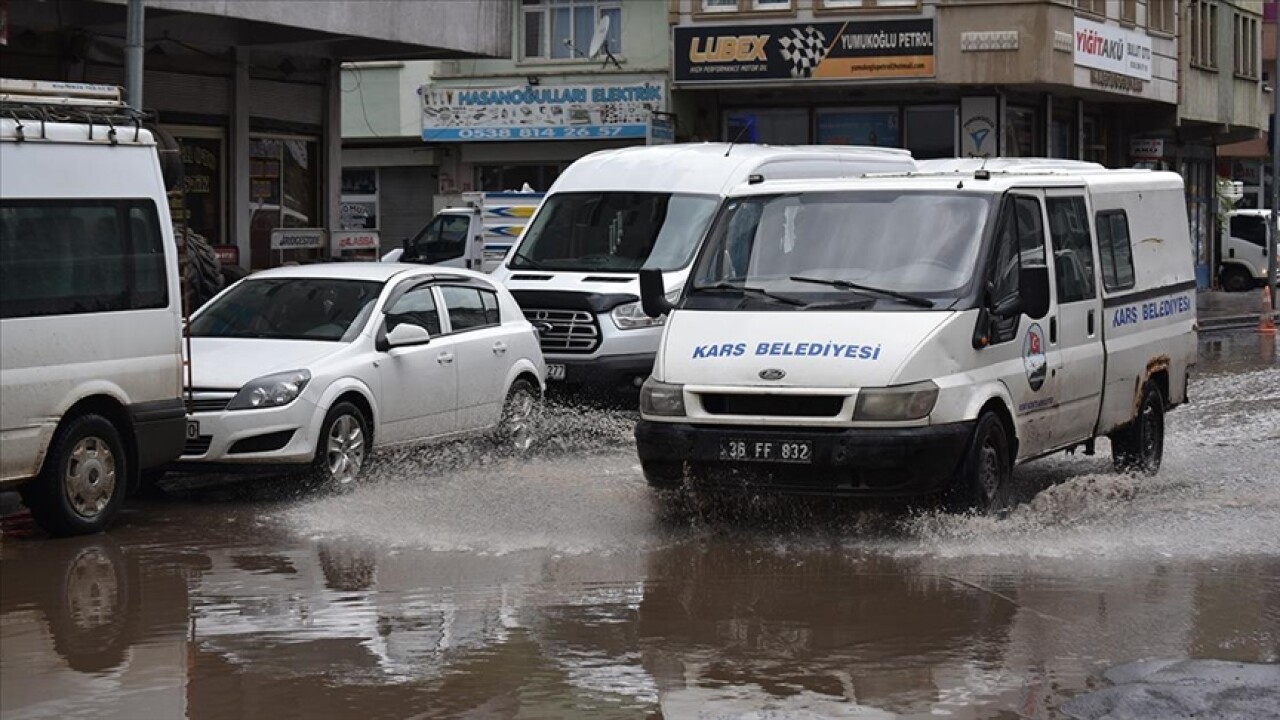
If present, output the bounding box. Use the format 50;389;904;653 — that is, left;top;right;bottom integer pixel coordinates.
110;0;512;58
342;61;442;140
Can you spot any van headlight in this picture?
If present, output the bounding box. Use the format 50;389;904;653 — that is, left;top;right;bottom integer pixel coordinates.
854;380;938;421
640;378;686;416
227;370;311;410
611;290;681;330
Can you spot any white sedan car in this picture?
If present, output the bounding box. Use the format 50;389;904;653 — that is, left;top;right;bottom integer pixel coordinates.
175;263;545;485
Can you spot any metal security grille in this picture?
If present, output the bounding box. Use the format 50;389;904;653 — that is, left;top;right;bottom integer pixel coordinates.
523;308;600;354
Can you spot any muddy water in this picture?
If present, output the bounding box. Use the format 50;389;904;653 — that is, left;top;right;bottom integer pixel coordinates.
2;333;1277;719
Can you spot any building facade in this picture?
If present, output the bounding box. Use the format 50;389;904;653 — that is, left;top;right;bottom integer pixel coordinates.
1;0;511;269
341;0;674;248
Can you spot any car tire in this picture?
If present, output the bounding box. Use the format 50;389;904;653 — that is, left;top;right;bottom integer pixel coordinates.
1110;381;1165;475
312;402;370;489
178;226;224;311
1220;265;1254;293
19;414;128;537
494;378;541;453
947;411;1012;514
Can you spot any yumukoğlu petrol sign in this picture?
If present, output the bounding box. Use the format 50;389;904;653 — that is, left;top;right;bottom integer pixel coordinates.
674;19;934;84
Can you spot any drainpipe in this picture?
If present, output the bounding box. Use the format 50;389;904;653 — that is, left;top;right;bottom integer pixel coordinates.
125;0;144;110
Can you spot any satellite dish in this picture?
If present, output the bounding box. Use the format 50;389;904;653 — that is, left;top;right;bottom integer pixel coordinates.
588;15;610;58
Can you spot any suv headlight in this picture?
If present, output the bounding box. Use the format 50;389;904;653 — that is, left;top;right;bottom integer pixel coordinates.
854;380;938;421
227;370;312;410
611;290;681;330
640;378;686;416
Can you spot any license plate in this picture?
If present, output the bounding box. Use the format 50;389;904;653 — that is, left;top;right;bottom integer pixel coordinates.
186;420;200;440
719;439;812;464
546;364;566;381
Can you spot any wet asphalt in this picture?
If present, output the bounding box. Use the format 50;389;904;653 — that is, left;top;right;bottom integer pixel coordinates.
1;329;1277;720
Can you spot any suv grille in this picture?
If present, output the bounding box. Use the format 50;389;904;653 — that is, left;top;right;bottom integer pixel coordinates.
524;308;601;354
700;394;846;418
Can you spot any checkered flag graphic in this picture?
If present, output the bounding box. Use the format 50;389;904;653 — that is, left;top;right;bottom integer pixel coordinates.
777;26;828;79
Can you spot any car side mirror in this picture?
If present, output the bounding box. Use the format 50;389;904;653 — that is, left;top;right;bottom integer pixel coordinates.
639;268;672;319
1019;265;1051;320
383;323;431;350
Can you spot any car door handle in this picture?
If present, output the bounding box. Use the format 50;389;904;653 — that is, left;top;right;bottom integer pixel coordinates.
492;341;507;355
437;352;454;365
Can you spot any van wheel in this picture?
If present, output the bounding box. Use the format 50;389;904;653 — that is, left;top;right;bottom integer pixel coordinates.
19;414;127;536
1220;266;1253;293
1110;381;1164;474
948;412;1012;513
312;402;369;489
494;379;540;453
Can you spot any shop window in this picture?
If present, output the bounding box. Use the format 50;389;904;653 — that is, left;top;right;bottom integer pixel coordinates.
814;109;898;147
1189;0;1218;70
1004;106;1039;157
1149;0;1175;34
476;164;565;192
1075;0;1106;17
726;109;810;145
170;132;225;248
1234;13;1259;79
249;136;320;268
340;168;378;231
1096;210;1136;292
522;0;621;60
752;0;790;9
701;0;738;11
1051;110;1077;159
903;106;955;160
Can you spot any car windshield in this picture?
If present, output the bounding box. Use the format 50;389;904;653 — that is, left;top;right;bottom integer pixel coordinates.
691;190;993;309
508;191;719;272
189;278;384;341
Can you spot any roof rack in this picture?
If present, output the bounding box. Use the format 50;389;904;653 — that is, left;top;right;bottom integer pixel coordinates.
1;78;148;142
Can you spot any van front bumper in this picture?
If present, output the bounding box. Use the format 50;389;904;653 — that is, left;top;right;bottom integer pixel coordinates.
634;420;975;497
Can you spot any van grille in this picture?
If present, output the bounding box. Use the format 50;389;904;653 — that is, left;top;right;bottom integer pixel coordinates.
700;394;846;418
523;308;600;354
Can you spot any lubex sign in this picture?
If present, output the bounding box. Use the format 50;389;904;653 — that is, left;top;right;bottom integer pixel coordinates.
1074;16;1151;81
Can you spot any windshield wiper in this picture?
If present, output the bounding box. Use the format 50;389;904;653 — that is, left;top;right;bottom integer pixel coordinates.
510;251;546;270
789;276;934;309
690;281;807;307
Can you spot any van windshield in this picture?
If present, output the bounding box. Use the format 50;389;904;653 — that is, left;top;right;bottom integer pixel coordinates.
508;192;719;272
691;191;993;309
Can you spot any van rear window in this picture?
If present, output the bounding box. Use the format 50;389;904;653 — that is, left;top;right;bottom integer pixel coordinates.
0;199;168;319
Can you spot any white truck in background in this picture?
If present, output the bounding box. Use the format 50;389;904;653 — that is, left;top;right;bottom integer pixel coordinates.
1218;208;1277;292
381;190;544;272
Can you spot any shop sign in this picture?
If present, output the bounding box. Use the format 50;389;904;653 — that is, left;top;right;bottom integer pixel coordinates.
960;97;999;157
1130;138;1165;160
674;19;934;84
1089;68;1145;94
420;81;665;142
270;228;326;251
211;245;239;266
331;230;380;253
1074;17;1151;80
647;116;674;145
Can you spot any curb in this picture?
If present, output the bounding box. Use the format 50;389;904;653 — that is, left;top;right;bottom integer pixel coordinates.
1198;313;1277;333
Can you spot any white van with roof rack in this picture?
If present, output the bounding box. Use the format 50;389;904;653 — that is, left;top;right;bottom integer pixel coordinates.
490;143;917;401
636;159;1197;510
1;79;187;535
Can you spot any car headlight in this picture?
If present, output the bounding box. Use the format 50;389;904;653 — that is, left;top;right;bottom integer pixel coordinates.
640;378;686;416
854;380;938;421
611;290;681;330
227;370;311;411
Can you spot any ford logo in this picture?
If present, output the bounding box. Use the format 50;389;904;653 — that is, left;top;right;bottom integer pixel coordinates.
758;368;786;381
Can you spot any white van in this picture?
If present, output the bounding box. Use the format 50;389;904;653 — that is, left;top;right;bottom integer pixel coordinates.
0;80;186;535
1218;208;1276;292
490;143;917;400
636;160;1197;509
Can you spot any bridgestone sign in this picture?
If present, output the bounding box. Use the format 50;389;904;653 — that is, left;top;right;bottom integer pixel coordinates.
270;228;327;251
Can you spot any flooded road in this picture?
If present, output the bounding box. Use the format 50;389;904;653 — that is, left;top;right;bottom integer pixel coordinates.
2;331;1277;719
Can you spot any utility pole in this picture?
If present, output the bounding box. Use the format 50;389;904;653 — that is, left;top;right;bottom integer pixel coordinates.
1272;6;1279;307
125;0;144;110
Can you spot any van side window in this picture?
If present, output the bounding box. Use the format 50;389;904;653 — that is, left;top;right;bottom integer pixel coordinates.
991;196;1047;303
1046;196;1097;304
1229;214;1267;247
0;199;168;319
1095;210;1136;292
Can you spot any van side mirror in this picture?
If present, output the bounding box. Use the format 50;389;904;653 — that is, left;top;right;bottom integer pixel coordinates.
639;268;673;319
1019;266;1051;320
